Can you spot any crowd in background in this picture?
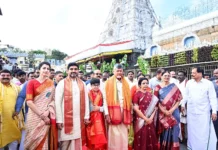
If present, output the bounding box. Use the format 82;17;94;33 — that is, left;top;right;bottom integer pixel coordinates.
0;61;218;150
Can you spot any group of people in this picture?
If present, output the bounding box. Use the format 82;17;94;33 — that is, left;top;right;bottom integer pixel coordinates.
0;61;218;150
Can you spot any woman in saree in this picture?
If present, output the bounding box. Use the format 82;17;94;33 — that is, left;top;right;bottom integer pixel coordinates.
24;62;58;150
133;78;158;150
86;78;107;150
131;74;152;100
154;71;182;150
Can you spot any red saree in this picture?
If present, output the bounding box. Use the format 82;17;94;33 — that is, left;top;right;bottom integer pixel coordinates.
133;91;158;150
25;79;58;150
131;85;152;100
86;90;107;149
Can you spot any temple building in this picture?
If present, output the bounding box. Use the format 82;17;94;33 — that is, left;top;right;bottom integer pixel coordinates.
144;0;218;77
65;0;159;67
66;0;218;78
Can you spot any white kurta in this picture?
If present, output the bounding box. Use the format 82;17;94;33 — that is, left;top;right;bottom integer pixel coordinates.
182;78;217;150
125;77;137;89
170;78;178;84
55;79;90;142
177;79;187;124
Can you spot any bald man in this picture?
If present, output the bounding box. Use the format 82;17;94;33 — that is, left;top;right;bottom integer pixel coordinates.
212;69;218;147
104;64;131;149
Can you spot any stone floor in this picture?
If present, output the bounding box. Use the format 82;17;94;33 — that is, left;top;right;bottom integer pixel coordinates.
180;143;187;150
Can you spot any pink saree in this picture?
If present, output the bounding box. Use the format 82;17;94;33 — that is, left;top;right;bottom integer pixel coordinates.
24;79;58;150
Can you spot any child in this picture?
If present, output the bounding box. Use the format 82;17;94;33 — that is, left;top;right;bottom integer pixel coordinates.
86;78;107;150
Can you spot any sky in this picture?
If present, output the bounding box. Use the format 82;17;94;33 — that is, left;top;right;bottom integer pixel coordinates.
0;0;200;56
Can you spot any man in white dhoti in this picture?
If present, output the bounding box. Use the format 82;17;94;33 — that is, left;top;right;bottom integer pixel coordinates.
212;69;218;148
105;64;132;150
55;62;90;150
182;67;217;150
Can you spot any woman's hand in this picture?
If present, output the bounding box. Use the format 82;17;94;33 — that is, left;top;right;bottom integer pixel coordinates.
42;116;50;125
164;110;172;116
144;117;153;125
40;112;50;125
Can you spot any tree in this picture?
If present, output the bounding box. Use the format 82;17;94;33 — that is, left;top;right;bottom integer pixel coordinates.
100;61;110;73
46;49;68;60
32;50;47;55
90;62;98;71
28;51;36;68
119;54;128;69
13;48;25;53
109;58;116;74
0;48;8;52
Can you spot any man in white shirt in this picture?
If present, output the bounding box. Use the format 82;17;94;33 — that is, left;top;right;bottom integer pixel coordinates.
182;67;217;150
170;71;178;84
11;69;22;86
149;68;164;89
87;70;104;91
126;70;137;89
212;69;218;148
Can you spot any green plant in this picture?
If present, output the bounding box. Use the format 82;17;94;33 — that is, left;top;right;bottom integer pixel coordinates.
63;71;67;77
159;55;169;67
119;54;128;69
90;62;98;71
100;61;110;73
151;55;160;67
211;45;218;60
137;56;149;75
79;63;86;73
174;52;186;65
192;48;198;62
109;58;116;74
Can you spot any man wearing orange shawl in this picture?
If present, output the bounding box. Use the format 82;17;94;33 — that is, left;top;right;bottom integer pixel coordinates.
55;62;90;150
105;64;132;150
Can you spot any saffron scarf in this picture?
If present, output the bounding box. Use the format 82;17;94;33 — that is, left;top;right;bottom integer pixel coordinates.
105;76;131;125
86;90;107;149
64;77;86;145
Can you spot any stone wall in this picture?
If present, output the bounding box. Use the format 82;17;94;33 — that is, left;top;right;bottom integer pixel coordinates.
148;11;218;54
157;25;218;50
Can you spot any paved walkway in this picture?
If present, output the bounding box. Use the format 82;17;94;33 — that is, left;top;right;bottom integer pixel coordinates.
180;144;187;150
